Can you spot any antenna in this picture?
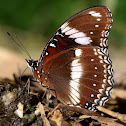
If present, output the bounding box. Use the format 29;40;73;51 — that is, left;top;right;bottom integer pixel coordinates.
7;32;32;60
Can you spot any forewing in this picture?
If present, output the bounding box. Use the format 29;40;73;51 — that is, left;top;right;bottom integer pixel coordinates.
39;6;113;64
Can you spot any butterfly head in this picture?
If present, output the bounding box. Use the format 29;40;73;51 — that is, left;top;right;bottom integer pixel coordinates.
26;59;38;72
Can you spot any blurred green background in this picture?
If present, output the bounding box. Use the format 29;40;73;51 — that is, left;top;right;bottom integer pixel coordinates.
0;0;126;81
0;0;125;55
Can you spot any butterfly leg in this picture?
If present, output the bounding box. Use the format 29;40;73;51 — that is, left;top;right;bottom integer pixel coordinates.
41;85;57;106
30;78;38;82
46;86;57;100
25;77;38;94
26;78;58;105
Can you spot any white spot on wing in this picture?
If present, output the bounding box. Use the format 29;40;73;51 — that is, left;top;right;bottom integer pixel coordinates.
99;100;103;106
97;94;102;99
71;59;82;79
75;37;91;45
62;25;71;33
101;97;108;102
69;81;80;104
102;84;106;88
46;52;48;55
89;39;93;42
69;32;86;38
94;74;97;77
95;25;99;27
85;105;88;109
50;43;56;48
86;103;89;106
97;18;101;21
93;83;96;87
94;99;99;104
91;93;94;98
95;67;97;69
89;11;102;17
103;79;106;83
65;28;78;35
61;22;69;31
91;58;94;61
64;27;92;45
75;49;82;57
90;31;93;34
99;89;104;93
69;59;82;104
106;87;112;91
54;38;58;41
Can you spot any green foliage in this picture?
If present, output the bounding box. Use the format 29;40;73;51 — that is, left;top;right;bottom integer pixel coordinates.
0;0;101;37
114;1;126;23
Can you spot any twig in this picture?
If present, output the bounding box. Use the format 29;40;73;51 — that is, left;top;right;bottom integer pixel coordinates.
47;104;100;118
47;104;62;118
98;106;126;122
59;104;100;115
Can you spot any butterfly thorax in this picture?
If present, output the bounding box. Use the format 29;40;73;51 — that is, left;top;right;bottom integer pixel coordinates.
26;59;49;85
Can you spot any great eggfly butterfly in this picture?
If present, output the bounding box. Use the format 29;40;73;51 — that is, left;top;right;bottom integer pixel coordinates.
26;6;114;111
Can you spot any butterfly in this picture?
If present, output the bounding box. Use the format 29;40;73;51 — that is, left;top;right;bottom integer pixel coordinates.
26;6;114;111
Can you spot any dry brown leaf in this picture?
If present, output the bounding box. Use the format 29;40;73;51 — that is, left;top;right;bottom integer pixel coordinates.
14;102;24;118
2;91;15;106
61;120;73;126
50;110;63;126
36;102;50;126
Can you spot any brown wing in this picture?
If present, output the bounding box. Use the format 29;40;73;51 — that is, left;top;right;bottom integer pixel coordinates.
41;46;113;111
39;6;112;64
33;6;113;111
